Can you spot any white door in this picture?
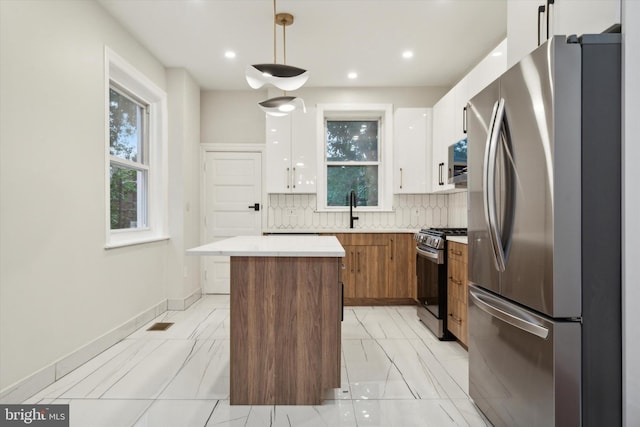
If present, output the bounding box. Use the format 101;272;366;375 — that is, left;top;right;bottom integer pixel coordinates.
203;151;262;293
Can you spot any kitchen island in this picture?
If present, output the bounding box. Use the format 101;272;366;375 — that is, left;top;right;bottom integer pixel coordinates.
187;235;345;405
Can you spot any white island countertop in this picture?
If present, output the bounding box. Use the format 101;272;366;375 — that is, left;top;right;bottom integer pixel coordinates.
187;235;345;257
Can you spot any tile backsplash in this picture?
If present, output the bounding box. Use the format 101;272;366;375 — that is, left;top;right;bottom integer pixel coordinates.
447;191;468;228
266;192;468;231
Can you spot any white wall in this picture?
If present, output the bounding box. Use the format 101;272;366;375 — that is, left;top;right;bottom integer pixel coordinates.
0;0;177;394
201;90;267;144
622;1;640;424
166;69;202;308
200;86;448;145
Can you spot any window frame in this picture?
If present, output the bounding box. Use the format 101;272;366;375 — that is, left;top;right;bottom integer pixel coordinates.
109;83;150;230
316;104;393;212
105;47;168;248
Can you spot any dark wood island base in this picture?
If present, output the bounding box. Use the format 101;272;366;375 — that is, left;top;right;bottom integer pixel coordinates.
229;256;342;405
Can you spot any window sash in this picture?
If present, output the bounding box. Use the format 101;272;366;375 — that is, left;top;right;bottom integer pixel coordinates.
109;84;148;165
324;119;382;209
325;118;380;163
109;163;148;230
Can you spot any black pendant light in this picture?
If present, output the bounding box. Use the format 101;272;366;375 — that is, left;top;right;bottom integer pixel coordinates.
246;2;308;115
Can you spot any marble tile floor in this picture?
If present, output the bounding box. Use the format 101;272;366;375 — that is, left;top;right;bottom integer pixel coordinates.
25;295;491;427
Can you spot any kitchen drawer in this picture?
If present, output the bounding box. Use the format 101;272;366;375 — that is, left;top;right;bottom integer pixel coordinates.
447;240;469;346
447;296;465;339
448;241;468;263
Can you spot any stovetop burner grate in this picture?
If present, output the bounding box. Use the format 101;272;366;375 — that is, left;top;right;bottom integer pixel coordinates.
418;228;467;236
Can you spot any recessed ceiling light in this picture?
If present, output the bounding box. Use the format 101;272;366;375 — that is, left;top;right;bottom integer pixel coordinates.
224;51;236;59
491;51;503;57
348;72;358;79
402;50;414;59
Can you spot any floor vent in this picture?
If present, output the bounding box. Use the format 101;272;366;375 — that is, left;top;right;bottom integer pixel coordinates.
147;322;174;331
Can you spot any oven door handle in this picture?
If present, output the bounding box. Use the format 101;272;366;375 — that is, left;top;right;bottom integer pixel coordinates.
416;246;443;264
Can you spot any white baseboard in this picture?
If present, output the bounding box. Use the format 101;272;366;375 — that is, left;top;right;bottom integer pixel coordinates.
0;299;168;404
167;288;201;310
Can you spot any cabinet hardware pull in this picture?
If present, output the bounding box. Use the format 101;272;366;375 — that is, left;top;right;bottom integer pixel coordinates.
292;167;296;189
452;250;463;256
546;0;555;40
449;314;462;324
537;4;546;46
357;252;361;273
400;168;403;189
390;239;394;260
286;167;290;189
463;106;467;134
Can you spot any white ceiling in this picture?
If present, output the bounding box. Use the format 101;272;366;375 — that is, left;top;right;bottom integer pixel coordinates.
97;0;507;91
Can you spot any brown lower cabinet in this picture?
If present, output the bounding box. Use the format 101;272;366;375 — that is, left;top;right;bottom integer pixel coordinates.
327;233;416;305
447;241;468;346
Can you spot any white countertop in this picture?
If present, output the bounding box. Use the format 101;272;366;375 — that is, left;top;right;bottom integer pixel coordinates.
447;236;468;244
187;235;345;257
263;229;419;234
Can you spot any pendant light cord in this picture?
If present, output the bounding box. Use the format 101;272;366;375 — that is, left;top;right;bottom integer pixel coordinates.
283;20;287;65
273;0;277;64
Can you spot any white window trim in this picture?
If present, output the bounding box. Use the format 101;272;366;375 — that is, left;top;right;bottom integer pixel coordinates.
105;47;169;248
316;103;393;212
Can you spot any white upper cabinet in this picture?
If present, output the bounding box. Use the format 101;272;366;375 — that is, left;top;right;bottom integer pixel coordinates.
393;108;432;194
431;39;507;193
467;39;508;101
265;107;317;193
453;75;469;143
431;90;456;193
507;0;620;67
550;0;620;37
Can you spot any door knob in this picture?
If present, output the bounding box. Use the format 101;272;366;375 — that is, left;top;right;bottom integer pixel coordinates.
248;203;260;211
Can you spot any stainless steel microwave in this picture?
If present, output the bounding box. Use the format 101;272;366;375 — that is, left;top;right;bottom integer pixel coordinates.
448;139;467;187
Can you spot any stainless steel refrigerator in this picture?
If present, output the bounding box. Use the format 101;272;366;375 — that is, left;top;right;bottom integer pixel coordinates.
467;34;621;427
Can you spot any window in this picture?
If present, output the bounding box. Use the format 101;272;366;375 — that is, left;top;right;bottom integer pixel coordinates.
106;48;168;248
109;85;148;230
326;119;380;207
317;104;393;211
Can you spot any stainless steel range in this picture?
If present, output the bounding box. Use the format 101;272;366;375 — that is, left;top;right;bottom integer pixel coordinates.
414;228;467;340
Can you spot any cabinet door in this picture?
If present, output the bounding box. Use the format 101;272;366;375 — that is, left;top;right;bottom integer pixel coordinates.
341;245;357;299
291;107;317;193
453;76;469;143
389;233;417;299
394;108;431;194
431;91;456;192
265;115;292;193
467;39;507;101
355;245;389;298
506;0;620;68
551;0;620;39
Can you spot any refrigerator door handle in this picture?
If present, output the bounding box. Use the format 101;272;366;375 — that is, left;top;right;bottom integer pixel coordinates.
483;100;499;260
469;289;549;339
484;98;507;272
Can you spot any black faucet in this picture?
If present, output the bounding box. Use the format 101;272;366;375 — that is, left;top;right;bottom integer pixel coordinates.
349;190;359;229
